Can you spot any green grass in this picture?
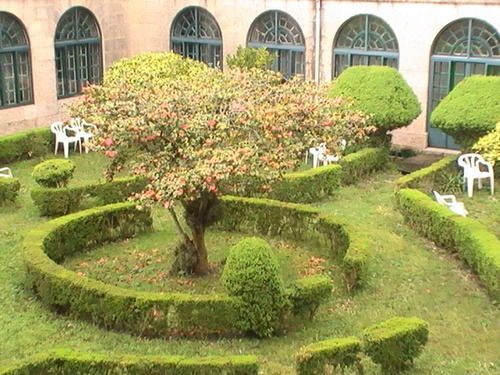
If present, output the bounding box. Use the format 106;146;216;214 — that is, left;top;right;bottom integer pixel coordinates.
0;154;499;374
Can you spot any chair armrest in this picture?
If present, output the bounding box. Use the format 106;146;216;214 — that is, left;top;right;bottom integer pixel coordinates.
478;160;494;174
84;123;97;131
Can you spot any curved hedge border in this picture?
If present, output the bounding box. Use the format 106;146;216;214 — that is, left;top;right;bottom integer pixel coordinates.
0;349;258;375
0;128;53;164
218;195;370;290
31;176;147;216
394;156;499;300
395;189;500;300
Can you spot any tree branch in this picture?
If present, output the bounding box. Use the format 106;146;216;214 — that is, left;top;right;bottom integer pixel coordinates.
168;206;192;243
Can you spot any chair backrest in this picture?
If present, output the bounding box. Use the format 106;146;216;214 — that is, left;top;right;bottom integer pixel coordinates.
70;117;86;131
50;121;65;134
457;153;485;171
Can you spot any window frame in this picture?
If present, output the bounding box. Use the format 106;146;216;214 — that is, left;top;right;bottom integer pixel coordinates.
0;12;34;110
332;14;399;78
54;7;103;99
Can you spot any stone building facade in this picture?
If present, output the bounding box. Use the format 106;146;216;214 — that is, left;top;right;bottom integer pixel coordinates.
1;0;499;149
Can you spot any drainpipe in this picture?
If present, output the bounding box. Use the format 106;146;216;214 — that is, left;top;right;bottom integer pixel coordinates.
314;0;322;84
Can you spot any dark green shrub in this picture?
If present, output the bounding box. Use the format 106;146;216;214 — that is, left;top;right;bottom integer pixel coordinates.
395;155;457;192
430;75;500;149
0;177;21;204
226;46;275;70
0;128;53;164
362;317;429;373
32;159;76;188
296;337;362;375
0;349;259;375
329;66;421;146
395;188;500;300
287;274;332;319
31;176;147;216
221;237;287;337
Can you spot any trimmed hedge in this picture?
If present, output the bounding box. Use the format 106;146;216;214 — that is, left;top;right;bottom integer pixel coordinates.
395;188;500;300
394;155;457;191
339;147;389;185
222;237;287;337
31;176;147;216
23;202;245;337
32;159;76;188
0;349;259;375
295;337;362;375
0;177;20;205
0;128;53;164
287;274;332;319
430;75;500;149
362;317;429;373
218;195;369;290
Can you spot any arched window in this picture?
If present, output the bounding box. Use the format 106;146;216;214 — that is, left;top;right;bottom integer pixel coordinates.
333;14;398;77
428;18;500;149
0;12;33;108
247;10;305;78
55;7;102;98
171;7;222;68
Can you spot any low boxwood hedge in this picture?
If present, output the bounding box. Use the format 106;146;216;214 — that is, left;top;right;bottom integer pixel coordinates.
0;177;20;205
395;188;500;300
31;176;147;216
32;159;76;188
395;155;457;191
362;317;429;373
0;349;259;375
218;195;370;290
339;147;389;185
287;274;332;319
0;128;53;164
295;336;362;375
24;201;335;337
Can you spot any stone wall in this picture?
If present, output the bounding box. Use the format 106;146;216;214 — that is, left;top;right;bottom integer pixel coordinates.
1;0;499;149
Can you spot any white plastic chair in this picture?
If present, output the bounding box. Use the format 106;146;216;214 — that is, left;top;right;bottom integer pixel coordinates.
305;144;326;168
51;121;79;158
433;191;468;216
457;153;495;198
69;117;97;154
0;167;13;178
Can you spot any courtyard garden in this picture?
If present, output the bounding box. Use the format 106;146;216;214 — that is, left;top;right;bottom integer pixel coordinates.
0;52;499;374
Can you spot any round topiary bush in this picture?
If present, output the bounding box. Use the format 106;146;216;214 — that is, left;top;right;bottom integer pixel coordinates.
431;75;500;149
221;237;287;337
32;159;76;188
329;66;421;146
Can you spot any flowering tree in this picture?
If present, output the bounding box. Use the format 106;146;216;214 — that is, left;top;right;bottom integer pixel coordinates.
72;53;372;276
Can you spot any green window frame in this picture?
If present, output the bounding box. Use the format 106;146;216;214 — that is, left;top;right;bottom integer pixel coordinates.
171;6;222;68
54;7;102;99
247;10;305;78
333;14;399;78
0;12;33;109
428;18;500;149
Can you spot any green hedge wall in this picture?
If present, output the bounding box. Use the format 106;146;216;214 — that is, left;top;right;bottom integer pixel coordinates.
31;176;147;216
395;188;500;300
0;128;53;164
362;317;429;373
0;177;20;205
218;196;369;290
23;202;244;337
394;155;457;191
295;337;362;375
339;147;389;185
0;350;259;375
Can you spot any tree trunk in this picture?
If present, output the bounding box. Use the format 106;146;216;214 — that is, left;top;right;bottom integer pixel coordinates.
191;222;209;275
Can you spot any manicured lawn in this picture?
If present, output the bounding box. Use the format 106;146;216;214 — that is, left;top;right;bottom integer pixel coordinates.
0;154;498;374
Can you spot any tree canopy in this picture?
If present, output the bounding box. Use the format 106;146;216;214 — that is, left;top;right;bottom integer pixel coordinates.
72;52;373;275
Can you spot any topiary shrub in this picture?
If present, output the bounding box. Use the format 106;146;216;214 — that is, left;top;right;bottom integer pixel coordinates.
221;237;287;337
362;317;429;373
329;66;421;146
32;159;76;188
226;46;275;70
0;128;53;164
295;337;362;375
431;76;500;149
0;177;21;205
